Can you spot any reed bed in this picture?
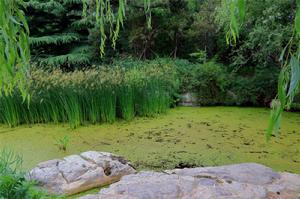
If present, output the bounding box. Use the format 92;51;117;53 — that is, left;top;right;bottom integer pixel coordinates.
0;62;178;128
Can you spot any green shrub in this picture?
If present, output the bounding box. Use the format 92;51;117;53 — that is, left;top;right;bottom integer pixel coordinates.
170;59;196;93
190;61;229;105
166;58;278;107
225;76;256;106
291;94;300;111
225;68;279;106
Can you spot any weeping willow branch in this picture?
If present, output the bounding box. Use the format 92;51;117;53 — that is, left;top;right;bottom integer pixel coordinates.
223;0;245;45
225;0;300;139
144;0;152;29
82;0;152;57
0;0;30;99
265;2;300;139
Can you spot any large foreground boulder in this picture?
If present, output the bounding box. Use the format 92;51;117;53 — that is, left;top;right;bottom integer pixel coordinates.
81;163;300;199
27;151;136;196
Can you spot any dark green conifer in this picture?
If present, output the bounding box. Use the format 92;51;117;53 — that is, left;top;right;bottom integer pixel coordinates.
26;0;94;69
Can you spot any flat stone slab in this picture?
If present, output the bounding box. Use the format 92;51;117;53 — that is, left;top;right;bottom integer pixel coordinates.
27;151;136;196
80;163;300;199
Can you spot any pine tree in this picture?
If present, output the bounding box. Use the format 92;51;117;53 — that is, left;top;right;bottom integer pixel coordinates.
25;0;95;69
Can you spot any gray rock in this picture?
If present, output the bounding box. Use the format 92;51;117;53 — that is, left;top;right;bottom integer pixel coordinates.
81;163;300;199
27;151;136;196
179;92;198;106
166;163;280;185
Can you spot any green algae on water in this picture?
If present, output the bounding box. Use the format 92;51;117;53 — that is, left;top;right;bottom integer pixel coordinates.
0;107;299;174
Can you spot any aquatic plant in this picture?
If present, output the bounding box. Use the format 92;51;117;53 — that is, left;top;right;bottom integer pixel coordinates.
55;135;71;151
0;62;178;128
0;149;60;199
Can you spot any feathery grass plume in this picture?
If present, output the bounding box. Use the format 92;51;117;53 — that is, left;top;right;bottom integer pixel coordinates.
0;61;178;128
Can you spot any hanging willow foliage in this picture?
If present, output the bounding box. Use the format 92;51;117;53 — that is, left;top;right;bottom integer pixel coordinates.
223;0;245;45
144;0;152;29
0;0;30;99
82;0;127;57
266;2;300;139
226;0;300;139
82;0;151;57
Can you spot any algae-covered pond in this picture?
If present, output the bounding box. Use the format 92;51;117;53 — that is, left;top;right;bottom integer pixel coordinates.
0;107;299;173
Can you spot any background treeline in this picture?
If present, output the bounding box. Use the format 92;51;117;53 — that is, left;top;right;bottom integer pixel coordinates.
23;0;297;105
25;0;219;67
0;0;297;127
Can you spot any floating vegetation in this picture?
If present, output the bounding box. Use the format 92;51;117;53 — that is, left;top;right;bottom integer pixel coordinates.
1;107;299;173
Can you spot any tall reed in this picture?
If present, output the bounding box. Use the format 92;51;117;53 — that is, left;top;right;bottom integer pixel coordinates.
0;61;178;128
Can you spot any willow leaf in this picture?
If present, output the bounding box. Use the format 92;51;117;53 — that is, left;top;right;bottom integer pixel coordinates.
237;0;245;22
296;1;300;36
287;56;300;97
